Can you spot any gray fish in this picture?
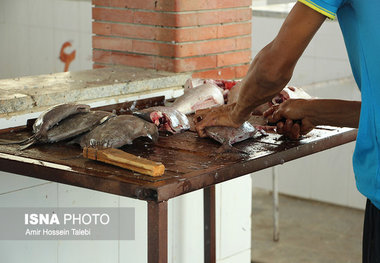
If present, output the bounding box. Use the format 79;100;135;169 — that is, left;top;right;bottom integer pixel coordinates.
0;103;91;148
33;103;91;137
171;83;224;115
41;111;114;143
205;122;257;153
133;106;190;134
79;115;158;149
17;111;114;150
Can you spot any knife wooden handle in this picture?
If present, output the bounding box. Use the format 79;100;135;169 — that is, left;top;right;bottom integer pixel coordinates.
83;147;165;177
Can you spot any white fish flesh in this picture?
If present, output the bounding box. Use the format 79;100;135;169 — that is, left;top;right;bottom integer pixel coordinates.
205;122;257;146
172;83;224;115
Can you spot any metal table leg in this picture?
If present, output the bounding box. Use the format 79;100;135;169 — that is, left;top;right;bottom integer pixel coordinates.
204;185;216;263
272;167;279;242
148;201;168;263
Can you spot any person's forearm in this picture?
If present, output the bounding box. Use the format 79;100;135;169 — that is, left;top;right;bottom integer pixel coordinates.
305;99;361;128
229;2;326;125
231;43;293;124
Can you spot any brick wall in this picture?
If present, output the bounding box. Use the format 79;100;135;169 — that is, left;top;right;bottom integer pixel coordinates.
92;0;252;79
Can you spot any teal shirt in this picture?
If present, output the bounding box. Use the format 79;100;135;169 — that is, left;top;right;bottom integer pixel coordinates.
299;0;380;208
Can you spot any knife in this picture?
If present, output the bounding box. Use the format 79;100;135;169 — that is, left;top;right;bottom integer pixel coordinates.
83;147;165;177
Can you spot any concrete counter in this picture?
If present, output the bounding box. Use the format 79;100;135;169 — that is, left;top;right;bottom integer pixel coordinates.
0;66;190;117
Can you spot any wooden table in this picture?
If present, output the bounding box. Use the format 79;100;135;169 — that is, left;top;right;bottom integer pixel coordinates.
0;122;357;263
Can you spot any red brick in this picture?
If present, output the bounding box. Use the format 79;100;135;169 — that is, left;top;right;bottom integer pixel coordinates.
93;49;112;64
93;0;251;11
93;0;160;10
175;37;240;57
111;52;157;68
216;8;252;24
92;22;111;35
235;64;250;78
217;50;251;67
133;11;174;26
93;64;107;69
132;41;174;57
192;67;236;79
175;0;251;11
93;7;133;23
93;36;133;52
155;57;175;72
175;27;218;42
217;23;251;38
174;56;217;72
236;37;251;50
94;22;250;42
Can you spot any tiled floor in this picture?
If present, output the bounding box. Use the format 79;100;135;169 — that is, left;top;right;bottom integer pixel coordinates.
251;189;364;263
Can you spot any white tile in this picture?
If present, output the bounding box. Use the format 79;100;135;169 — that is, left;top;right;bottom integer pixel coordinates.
0;172;49;195
53;30;81;73
0;24;11;78
29;26;55;76
0;240;58;263
79;32;93;70
313;29;348;60
303;77;360;100
0;2;5;24
58;184;118;207
28;0;54;28
308;145;351;206
79;0;92;33
2;0;29;26
219;175;252;259
58;240;118;263
218;249;251;263
251;17;284;53
119;197;147;263
278;161;312;199
169;190;204;263
318;19;341;37
251;167;273;190
6;24;31;78
0;182;57;207
312;57;352;83
53;0;80;31
291;56;316;86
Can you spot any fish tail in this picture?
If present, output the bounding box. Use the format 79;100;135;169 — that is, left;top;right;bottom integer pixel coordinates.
19;137;37;150
0;137;32;145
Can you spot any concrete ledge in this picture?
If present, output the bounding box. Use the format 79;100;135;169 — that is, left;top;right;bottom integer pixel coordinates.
0;66;191;116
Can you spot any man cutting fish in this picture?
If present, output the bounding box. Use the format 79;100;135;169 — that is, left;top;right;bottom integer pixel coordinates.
194;1;380;262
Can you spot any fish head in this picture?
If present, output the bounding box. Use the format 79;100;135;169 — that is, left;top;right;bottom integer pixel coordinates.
133;109;156;123
76;104;91;112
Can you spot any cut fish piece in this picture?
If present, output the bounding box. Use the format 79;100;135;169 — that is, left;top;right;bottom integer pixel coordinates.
133;106;190;134
172;83;224;115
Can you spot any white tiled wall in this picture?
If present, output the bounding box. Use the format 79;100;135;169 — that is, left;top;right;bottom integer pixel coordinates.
251;16;352;86
0;0;92;79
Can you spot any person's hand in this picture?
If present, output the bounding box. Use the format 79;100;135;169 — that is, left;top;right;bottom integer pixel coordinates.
263;99;315;139
194;103;243;138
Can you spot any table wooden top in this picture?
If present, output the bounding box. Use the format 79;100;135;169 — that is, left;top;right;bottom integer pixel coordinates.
0;123;357;202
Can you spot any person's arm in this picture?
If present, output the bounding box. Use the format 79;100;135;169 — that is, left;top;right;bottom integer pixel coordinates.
195;2;327;137
264;99;361;139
